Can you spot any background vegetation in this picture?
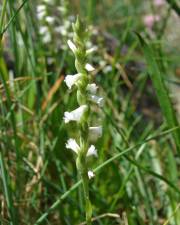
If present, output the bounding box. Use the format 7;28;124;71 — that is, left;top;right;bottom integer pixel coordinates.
0;0;180;224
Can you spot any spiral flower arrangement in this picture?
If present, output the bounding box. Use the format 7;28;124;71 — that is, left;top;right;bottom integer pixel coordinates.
63;17;103;224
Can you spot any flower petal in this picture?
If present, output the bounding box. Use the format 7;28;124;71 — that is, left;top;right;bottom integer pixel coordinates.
67;40;77;53
63;105;88;123
87;145;98;157
64;73;81;89
86;46;98;55
37;5;46;13
88;170;95;179
85;63;95;72
89;126;102;138
90;95;104;107
66;138;80;154
45;16;55;24
86;83;98;94
39;26;48;35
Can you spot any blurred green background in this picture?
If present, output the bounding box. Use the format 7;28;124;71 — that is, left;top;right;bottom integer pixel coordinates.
0;0;180;224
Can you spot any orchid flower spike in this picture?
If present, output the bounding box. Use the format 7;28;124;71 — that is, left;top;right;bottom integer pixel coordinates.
64;17;103;223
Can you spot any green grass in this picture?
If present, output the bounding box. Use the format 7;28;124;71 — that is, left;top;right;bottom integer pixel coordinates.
0;0;180;224
136;33;180;153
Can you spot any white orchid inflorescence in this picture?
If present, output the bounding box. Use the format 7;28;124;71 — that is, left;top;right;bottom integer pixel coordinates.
36;0;73;47
64;28;103;177
63;17;103;225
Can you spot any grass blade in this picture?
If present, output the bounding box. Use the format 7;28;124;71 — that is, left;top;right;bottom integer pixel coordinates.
34;127;180;224
136;33;180;154
1;0;29;36
124;155;180;194
0;152;18;225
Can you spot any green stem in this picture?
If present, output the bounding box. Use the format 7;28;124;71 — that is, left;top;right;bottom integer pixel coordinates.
76;150;92;224
80;124;92;224
82;173;92;225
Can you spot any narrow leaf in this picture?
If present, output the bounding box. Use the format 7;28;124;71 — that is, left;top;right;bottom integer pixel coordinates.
136;33;180;154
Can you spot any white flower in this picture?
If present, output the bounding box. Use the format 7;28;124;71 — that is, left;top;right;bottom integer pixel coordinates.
86;83;98;94
66;139;80;154
64;73;81;89
55;26;67;36
43;0;53;4
37;5;46;20
39;26;48;35
99;60;106;67
87;145;98;157
85;63;95;72
42;33;51;43
45;16;55;24
57;6;66;13
64;20;71;29
66;139;97;158
86;41;93;48
39;28;51;43
103;65;112;73
86;46;98;55
63;105;88;123
37;5;46;13
88;170;95;179
90;95;104;107
47;57;54;65
37;11;46;20
67;40;77;53
89;126;102;138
